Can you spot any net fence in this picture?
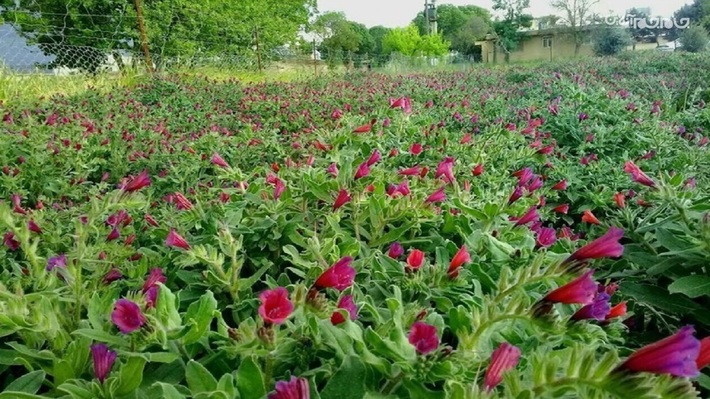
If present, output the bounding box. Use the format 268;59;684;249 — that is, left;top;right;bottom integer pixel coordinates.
0;8;478;77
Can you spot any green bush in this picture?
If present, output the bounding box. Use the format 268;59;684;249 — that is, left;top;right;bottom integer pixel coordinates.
680;25;710;53
592;26;633;56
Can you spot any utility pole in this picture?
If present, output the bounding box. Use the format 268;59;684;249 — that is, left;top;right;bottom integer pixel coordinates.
133;0;154;74
424;0;437;35
312;38;317;76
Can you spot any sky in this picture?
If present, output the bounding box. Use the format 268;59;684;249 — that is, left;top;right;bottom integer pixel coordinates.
315;0;691;28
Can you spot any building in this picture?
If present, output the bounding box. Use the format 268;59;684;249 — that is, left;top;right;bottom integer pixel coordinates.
476;25;668;64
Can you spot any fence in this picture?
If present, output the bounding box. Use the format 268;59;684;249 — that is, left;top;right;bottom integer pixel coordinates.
0;8;478;78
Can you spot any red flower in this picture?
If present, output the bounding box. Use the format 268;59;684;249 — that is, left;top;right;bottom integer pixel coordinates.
552;203;569;214
483;342;521;392
121;170;151;192
513;206;539;227
165;228;190;250
543;269;598;305
435;157;456;184
268;376;310;399
258;287;294;325
618;325;700;377
551;179;567;190
408;322;439;355
623;161;656;188
353;118;377;133
399;165;421;176
330;295;358;325
613;192;626;208
314;257;356;291
211;152;230;168
111;299;146;334
605;301;627;320
333;189;352;211
448;245;470;278
508;186;523;205
461;133;472;144
472;163;484;176
562;227;624;266
410;142;423;155
142;268;166;293
28;220;42;234
354;162;370;180
174;192;193;210
273;178;286;200
582;209;601;225
697;337;710;370
407;249;425;270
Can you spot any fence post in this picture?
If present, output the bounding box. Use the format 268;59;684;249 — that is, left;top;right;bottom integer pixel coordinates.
312;39;317;76
133;0;154;74
254;27;263;72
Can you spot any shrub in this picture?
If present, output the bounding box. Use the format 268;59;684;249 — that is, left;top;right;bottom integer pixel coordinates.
680;25;710;53
592;26;633;56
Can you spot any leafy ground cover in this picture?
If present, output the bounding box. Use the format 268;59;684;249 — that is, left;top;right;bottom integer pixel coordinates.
1;51;709;399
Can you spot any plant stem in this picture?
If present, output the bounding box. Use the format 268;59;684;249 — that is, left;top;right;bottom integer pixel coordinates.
381;371;404;395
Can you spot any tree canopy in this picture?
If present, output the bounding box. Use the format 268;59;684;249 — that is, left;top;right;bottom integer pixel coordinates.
412;4;491;55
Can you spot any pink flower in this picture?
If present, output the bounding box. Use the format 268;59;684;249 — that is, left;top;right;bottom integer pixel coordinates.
617;325;700;377
165;229;190;250
513;206;539;227
571;293;611;321
562;227;624;266
142;268;166;292
407;249;425;270
366;149;381;166
211;152;230;168
435;157;456;184
258;287;294;325
46;254;67;271
327;163;339;177
483;342;521;392
111;299;146;334
314;257;356;291
536;227;557;248
624;161;656;188
388;242;404;258
268;376;310;399
410;143;423;155
28;220;42;234
408;322;439;354
273;178;286;200
508;186;524;205
331;295;358;325
333;189;352;211
399;165;421;176
91;343;117;384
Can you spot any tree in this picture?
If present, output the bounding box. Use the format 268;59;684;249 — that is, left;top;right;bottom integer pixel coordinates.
382;24;449;57
412;4;491;55
666;0;709;40
368;25;391;65
538;14;562;28
680;25;709;52
550;0;600;55
592;25;632;56
0;0;316;71
625;7;654;49
491;0;533;62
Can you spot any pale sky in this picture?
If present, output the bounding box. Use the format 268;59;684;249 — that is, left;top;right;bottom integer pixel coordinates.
316;0;691;28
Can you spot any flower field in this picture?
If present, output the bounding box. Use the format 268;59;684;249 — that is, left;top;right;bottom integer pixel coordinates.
1;52;710;398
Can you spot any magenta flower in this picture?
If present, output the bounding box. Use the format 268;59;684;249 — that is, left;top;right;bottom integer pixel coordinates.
28;220;42;234
258;287;294;325
211;152;230;168
536;227;557;248
408;322;439;355
90;343;117;384
388;242;404;258
514;167;534;186
483;342;522;392
111;299;146;334
426;187;446;203
142;268;166;292
617;325;700;377
508;186;524;205
314;257;356;291
435;157;455;184
513;206;539;227
543;269;598;305
623;161;656;188
165;229;190;250
327;163;339;177
551;179;567;191
333;189;352;211
102;268;123;284
571;293;611;321
354;162;370;180
366;149;381;166
331;295;358;325
562;227;624;266
46;254;67;271
268;376;310;399
273;178;286;200
120;170;151;192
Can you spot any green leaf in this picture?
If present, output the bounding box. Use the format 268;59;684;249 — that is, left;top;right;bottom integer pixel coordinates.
115;357;147;396
182;291;218;345
4;370;45;394
668;275;710;298
236;356;265;399
216;373;237;398
320;355;367;399
148;382;187;399
620;283;701;314
0;393;46;399
57;382;95;399
71;329;126;348
156;284;182;330
186;360;218;394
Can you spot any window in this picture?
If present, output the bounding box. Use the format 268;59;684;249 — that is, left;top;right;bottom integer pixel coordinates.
543;37;553;48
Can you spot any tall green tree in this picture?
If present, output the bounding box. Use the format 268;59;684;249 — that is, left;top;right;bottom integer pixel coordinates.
0;0;315;71
491;0;533;62
382;24;449;57
368;25;391;65
412;4;491;55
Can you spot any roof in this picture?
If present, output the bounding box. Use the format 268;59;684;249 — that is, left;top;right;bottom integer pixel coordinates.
478;23;608;42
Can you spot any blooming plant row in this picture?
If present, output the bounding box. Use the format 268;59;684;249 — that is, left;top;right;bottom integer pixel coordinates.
1;51;709;398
